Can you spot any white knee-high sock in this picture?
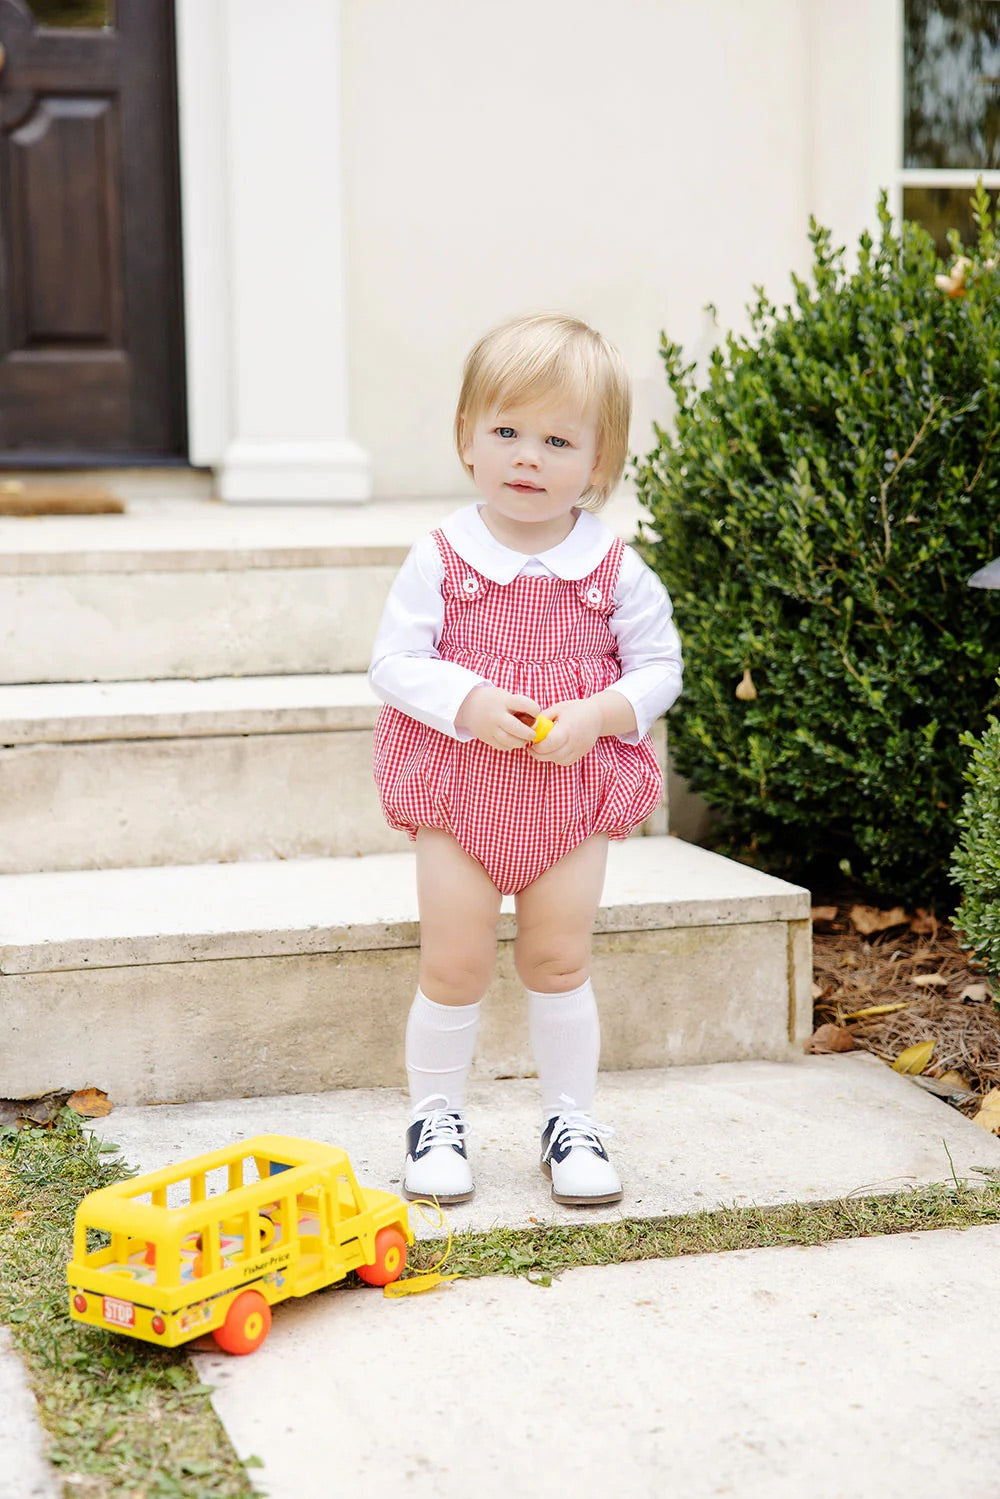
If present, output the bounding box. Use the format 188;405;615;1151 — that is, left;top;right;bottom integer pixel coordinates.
527;979;600;1118
405;987;481;1117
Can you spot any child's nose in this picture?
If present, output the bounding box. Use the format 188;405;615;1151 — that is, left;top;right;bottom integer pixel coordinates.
513;438;542;466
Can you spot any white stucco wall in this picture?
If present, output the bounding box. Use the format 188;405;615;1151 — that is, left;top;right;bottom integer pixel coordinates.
176;0;900;500
340;0;824;499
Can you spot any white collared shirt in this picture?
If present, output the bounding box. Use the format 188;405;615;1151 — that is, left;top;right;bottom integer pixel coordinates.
368;504;683;742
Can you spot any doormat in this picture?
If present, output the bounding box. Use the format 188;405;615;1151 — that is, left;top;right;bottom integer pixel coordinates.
0;480;125;516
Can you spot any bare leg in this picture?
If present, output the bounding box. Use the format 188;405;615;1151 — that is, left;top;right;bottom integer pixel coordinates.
512;834;609;993
416;828;502;1006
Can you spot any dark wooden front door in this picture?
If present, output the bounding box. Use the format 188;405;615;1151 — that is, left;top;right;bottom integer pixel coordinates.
0;0;186;461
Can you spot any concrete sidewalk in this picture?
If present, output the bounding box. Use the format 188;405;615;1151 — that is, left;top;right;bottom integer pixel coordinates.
0;1329;60;1499
8;1055;1000;1498
80;1054;1000;1498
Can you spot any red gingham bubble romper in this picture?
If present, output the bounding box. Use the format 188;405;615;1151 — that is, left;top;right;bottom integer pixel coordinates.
373;530;663;895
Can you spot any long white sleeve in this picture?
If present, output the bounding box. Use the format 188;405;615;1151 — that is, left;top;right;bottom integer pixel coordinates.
368;523;683;743
367;538;489;740
605;547;684;743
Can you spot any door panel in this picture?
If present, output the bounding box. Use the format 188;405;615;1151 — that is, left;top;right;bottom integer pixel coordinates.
10;98;123;345
0;0;185;460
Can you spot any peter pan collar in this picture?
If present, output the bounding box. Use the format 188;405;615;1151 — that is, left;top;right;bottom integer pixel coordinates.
438;504;615;583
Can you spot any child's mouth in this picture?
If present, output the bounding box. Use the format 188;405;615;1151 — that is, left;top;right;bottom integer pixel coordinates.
507;482;543;493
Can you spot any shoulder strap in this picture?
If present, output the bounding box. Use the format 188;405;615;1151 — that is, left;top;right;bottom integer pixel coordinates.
577;536;625;611
432;528;491;601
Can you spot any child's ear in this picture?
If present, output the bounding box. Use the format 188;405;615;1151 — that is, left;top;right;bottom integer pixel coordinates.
458;413;472;464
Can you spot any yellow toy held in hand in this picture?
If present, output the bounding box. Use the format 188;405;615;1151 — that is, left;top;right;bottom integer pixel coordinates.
514;711;554;743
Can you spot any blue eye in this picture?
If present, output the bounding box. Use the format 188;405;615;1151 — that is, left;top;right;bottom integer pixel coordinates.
496;427;516;439
548;436;569;448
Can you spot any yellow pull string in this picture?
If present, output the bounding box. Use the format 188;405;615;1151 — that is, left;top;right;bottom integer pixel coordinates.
384;1199;457;1298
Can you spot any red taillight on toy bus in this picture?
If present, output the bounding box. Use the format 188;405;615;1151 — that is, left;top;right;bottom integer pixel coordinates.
72;1293;87;1313
151;1315;166;1335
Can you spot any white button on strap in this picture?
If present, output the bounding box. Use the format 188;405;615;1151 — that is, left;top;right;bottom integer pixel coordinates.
462;576;480;595
585;586;603;606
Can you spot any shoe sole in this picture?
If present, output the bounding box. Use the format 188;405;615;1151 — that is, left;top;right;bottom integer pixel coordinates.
540;1160;623;1207
403;1185;475;1206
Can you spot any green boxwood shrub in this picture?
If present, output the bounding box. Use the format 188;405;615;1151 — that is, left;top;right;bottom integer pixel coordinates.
635;189;1000;902
952;694;1000;981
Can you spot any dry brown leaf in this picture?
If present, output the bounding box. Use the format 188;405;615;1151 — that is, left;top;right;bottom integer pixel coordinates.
892;1039;935;1074
910;908;940;938
811;982;823;1001
811;906;838;925
960;983;991;1004
912;973;948;988
849;905;911;935
972;1089;1000;1135
805;1023;856;1054
67;1087;112;1119
17;1092;70;1127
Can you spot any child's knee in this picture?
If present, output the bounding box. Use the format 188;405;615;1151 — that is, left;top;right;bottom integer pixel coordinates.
420;949;496;1006
513;937;589;993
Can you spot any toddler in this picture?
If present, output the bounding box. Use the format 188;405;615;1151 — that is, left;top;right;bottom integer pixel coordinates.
368;312;683;1206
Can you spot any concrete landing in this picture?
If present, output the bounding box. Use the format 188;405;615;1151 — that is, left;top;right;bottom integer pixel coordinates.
79;1056;1000;1499
87;1055;1000;1234
7;1060;999;1499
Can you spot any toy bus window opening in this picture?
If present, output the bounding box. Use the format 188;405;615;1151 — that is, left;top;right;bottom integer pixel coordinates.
336;1172;364;1215
75;1156;308;1287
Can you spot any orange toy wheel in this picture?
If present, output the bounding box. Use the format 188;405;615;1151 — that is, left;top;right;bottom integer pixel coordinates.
212;1290;272;1355
356;1226;408;1287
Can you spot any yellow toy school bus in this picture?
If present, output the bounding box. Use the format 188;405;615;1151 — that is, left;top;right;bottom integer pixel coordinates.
67;1135;413;1355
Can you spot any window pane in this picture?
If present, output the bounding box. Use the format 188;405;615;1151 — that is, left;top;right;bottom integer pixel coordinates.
903;184;981;255
904;1;1000;168
30;0;114;27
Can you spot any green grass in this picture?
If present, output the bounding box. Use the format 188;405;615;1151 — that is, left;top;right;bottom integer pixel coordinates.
411;1174;1000;1285
0;1114;256;1498
2;1111;999;1496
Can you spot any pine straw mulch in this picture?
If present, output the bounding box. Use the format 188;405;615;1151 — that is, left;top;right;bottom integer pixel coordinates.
809;894;1000;1120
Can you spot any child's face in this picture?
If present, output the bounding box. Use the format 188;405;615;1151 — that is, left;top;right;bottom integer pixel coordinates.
461;396;601;550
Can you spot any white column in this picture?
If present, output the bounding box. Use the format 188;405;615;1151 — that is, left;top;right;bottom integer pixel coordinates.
175;0;371;503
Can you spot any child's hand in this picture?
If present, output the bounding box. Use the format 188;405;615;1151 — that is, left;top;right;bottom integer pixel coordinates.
456;686;543;751
529;698;604;766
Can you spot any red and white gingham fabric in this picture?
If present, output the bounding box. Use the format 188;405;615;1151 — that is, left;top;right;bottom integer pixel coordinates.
373;530;662;894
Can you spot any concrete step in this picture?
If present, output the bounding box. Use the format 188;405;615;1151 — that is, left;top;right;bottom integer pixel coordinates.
0;837;811;1106
0;673;409;871
0;492;645;683
0;675;667;872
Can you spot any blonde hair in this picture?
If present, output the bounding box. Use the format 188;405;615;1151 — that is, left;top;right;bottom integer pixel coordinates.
454;313;631;509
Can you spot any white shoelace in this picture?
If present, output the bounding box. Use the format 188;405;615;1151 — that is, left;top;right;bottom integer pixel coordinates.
413;1094;468;1152
547;1093;615;1153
